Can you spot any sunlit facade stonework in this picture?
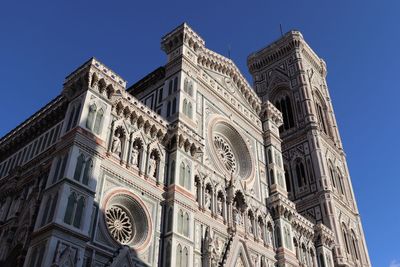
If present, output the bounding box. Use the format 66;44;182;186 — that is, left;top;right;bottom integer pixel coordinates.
0;23;370;267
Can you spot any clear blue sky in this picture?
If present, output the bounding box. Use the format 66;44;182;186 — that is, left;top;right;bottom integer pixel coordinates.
0;1;398;265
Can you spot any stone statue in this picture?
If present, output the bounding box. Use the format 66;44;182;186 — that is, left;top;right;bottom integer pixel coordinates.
131;145;139;167
204;191;211;211
148;155;157;177
257;222;263;239
111;132;122;155
233;207;242;225
217;197;223;215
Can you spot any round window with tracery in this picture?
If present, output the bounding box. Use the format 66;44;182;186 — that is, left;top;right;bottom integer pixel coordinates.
105;206;134;244
214;135;237;173
207;116;254;180
103;191;151;249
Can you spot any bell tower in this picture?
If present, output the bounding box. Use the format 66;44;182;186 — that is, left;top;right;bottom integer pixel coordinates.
248;31;371;267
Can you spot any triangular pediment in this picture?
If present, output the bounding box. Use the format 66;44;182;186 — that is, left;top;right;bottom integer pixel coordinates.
201;67;259;113
225;238;252;267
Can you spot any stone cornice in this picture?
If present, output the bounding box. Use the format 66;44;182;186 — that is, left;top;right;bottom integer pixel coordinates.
247;30;327;77
248;31;303;73
260;101;283;126
0;95;67;161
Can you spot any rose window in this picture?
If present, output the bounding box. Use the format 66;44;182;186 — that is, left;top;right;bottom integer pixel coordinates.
214;135;237;173
103;192;151;249
207;117;254;180
105;206;133;244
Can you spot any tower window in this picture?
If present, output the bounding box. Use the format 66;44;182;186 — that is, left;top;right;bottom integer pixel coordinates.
275;94;295;131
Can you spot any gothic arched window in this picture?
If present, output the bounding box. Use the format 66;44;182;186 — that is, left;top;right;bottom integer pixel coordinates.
188;81;193;96
173;76;178;92
183;212;189;237
188;102;193;118
183;99;188;115
328;162;336;189
284;165;291;192
172;98;177;114
295;160;307;187
337;169;345;196
168;80;173;95
176;244;182;267
275;94;295;131
178;209;184;233
93;108;104;134
179;162;186;187
185;164;191;190
184;78;188;93
74;154;85;181
342;224;350;254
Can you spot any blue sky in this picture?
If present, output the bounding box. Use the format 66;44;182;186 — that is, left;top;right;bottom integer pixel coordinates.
0;1;398;265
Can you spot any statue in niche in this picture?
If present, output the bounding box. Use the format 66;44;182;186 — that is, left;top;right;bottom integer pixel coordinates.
130;145;139;167
217;197;223;215
248;219;253;234
204;190;211;211
257;222;263;239
111;131;122;156
233;207;242;226
148;154;157;177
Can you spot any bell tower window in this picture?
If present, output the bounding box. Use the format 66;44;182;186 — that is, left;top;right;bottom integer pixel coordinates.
275;94;295;132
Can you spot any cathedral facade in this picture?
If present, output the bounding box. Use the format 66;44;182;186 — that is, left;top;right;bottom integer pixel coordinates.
0;23;370;267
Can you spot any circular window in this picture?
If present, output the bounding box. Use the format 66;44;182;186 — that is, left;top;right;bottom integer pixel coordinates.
104;191;151;249
105;206;134;244
208;116;253;180
214;135;237;173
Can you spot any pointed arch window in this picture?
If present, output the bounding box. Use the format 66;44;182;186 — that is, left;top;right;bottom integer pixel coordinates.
173;76;178;92
73;153;92;185
64;192;85;229
170;160;175;185
93;108;104;134
178;209;184;233
275;94;295;131
337;169;345;196
168;80;173;95
188;81;193;96
172;98;177;114
188;102;193;118
184;78;188;93
66;106;76;132
180;162;186;187
183;99;188;115
183;212;189;237
167;101;171;117
284;166;291;192
185;164;191;190
183;247;189;266
176;244;182;267
295;160;307;187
